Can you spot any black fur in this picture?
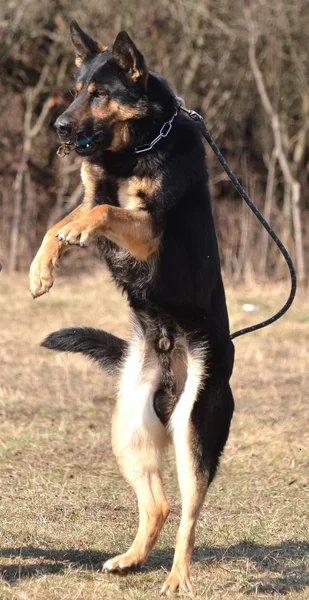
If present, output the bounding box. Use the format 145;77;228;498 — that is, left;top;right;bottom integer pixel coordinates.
42;328;127;373
49;26;235;480
40;26;237;588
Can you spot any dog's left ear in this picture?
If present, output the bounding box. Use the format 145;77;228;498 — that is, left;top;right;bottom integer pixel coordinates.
112;32;148;85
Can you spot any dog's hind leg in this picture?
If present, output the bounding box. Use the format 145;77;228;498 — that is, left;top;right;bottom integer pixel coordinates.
161;349;234;595
103;330;169;573
104;466;169;573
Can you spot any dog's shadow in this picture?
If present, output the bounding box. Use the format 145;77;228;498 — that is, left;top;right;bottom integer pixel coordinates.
0;540;308;595
0;547;109;583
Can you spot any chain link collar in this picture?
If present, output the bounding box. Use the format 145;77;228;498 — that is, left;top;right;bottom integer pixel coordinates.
134;108;179;154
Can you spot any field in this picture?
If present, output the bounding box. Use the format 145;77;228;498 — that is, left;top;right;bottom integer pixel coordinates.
0;269;308;599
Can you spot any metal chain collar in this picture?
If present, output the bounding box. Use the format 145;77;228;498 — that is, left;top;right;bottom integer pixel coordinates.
134;108;179;154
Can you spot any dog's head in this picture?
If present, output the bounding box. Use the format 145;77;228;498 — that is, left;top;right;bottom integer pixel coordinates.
55;21;151;156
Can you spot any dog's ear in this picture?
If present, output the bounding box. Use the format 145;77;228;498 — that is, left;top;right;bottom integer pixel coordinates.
112;32;148;85
70;20;107;67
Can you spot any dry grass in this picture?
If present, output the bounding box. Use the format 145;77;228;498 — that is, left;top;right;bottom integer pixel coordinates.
0;269;308;599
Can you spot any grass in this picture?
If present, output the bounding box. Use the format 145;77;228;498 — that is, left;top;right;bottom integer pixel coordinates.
0;269;308;599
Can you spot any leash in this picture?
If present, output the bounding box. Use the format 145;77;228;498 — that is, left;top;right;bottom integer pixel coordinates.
179;105;297;340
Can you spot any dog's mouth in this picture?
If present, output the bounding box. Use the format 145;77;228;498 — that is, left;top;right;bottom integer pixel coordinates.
74;133;103;156
57;132;104;158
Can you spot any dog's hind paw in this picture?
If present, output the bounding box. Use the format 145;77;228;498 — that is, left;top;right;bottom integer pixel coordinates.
103;551;142;575
160;569;193;597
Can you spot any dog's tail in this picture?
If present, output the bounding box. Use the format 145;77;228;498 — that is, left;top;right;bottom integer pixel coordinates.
41;327;128;374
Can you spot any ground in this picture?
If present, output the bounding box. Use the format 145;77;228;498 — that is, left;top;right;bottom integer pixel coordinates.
0;269;308;599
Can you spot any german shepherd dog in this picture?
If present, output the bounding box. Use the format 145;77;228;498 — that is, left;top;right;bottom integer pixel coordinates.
29;21;235;595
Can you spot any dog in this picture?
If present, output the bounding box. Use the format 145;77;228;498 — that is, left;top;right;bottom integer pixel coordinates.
29;20;235;595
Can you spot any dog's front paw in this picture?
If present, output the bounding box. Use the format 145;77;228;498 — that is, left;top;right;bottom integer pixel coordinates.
56;220;95;247
29;250;58;298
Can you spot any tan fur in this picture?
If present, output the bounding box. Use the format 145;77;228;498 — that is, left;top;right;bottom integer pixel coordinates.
171;340;188;399
56;203;160;260
108;122;131;152
90;99;145;125
103;470;169;572
30;163;161;297
109;99;147;120
103;206;160;259
161;469;208;595
90;101;110;119
137;69;149;88
76;81;83;92
104;331;209;587
97;43;108;53
162;345;208;594
104;318;169;572
87;82;97;95
76;91;148;154
29;162;106;298
80;162;106;206
113;317;167;470
29;204;88;298
118;176;162;210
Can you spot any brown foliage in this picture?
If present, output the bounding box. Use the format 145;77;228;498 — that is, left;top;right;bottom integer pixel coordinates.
0;0;308;281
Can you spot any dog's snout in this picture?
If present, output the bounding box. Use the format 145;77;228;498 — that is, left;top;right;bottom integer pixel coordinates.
54;115;73;137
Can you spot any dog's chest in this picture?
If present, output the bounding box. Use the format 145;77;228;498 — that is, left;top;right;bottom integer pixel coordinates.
117;177;145;210
98;174;161;295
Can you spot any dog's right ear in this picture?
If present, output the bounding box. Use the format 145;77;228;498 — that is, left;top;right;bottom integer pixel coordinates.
70;20;107;67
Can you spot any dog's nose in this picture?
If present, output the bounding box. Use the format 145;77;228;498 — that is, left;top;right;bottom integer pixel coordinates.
54;115;72;136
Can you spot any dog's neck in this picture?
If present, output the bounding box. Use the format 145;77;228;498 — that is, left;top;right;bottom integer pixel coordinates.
86;113;179;179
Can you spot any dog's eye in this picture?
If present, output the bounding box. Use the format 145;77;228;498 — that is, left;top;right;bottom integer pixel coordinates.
93;90;106;100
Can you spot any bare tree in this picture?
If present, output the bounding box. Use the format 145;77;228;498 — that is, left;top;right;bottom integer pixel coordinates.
0;0;308;279
245;4;305;284
9;46;59;271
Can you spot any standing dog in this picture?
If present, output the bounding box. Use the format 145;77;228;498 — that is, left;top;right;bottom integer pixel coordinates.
30;21;235;595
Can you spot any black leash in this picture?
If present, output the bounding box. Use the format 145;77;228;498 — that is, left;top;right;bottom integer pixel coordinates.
180;105;297;340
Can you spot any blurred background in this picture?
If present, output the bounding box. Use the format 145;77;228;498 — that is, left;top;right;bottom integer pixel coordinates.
0;0;308;283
